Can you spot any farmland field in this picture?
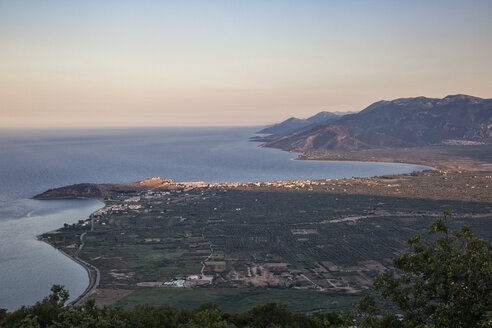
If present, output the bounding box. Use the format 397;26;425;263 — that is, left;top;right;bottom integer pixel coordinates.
41;169;492;311
116;288;362;313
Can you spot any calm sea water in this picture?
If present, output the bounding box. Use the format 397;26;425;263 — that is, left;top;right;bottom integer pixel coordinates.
0;127;429;310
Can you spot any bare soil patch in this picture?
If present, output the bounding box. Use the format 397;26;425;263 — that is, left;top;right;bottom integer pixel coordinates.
92;288;135;308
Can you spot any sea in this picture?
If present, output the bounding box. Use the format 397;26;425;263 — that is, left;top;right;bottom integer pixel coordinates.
0;127;429;311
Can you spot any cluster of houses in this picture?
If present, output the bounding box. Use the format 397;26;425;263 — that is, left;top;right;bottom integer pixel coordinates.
173;179;326;191
92;203;142;216
137;274;213;288
141;191;172;199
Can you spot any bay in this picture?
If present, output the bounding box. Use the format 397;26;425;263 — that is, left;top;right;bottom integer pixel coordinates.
0;127;429;310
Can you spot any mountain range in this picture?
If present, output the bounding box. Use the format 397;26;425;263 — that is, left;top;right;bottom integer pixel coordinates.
257;111;355;135
256;95;492;152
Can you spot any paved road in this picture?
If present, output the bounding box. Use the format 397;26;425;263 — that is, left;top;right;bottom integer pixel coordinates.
69;232;100;307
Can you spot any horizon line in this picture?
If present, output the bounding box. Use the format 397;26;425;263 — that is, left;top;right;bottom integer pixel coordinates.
0;124;270;131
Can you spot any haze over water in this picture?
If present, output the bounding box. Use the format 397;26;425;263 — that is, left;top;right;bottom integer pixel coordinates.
0;127;429;310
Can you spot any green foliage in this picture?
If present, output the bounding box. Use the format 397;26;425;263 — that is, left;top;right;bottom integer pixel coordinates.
0;295;351;328
352;295;401;328
16;315;40;328
373;214;492;327
0;309;6;327
116;288;360;314
3;285;69;328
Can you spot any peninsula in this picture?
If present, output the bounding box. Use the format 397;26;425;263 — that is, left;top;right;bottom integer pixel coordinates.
36;165;492;311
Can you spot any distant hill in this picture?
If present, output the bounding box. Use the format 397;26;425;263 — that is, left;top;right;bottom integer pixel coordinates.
262;124;408;152
259;95;492;152
257;111;355;135
32;178;181;200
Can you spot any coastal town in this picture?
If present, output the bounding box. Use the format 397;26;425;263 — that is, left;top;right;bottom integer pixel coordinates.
37;169;492;308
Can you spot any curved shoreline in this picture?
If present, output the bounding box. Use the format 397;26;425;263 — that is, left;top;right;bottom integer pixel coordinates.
292;157;433;171
36;160;434;307
37;204;105;307
37;236;98;306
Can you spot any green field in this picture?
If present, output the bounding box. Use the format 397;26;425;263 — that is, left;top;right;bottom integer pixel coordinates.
116;288;363;313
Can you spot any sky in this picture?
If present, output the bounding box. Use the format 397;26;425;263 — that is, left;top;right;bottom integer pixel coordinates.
1;0;492;128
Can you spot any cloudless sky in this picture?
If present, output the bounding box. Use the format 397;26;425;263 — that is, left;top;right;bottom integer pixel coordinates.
1;0;491;128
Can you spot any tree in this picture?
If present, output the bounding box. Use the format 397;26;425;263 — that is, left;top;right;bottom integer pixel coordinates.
373;215;492;327
0;309;6;327
3;285;69;327
16;315;41;328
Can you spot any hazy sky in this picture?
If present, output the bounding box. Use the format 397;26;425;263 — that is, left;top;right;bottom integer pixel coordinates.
1;0;492;128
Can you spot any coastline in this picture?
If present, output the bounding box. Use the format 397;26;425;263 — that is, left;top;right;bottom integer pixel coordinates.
34;146;491;307
38;168;492;309
290;156;434;171
291;144;492;172
0;198;105;311
34;159;433;306
37;202;106;307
